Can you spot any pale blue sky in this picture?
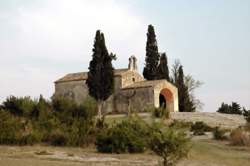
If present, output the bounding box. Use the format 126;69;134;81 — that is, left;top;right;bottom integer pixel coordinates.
0;0;249;112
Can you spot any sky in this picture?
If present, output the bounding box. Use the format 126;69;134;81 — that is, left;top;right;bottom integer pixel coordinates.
0;0;249;112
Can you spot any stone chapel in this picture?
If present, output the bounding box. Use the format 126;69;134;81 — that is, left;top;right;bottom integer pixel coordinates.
54;56;179;113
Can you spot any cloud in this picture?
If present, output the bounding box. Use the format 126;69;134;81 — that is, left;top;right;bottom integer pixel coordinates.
0;0;146;101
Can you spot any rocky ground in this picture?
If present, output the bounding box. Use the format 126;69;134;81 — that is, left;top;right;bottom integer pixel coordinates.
107;112;246;129
1;138;250;166
170;112;246;129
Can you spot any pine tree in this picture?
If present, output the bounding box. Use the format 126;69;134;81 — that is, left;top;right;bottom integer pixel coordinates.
143;24;160;80
86;30;114;118
231;102;242;114
157;53;170;81
177;66;195;112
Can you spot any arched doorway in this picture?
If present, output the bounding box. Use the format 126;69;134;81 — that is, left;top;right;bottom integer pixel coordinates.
159;94;166;108
159;88;174;111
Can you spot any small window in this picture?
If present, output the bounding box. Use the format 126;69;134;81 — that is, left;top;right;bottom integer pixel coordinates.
132;78;135;82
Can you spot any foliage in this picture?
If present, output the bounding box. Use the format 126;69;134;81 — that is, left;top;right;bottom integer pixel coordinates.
169;120;192;130
242;108;250;123
230;127;250;146
184;75;204;111
213;127;227;140
157;53;170;81
96;116;150;153
2;96;36;116
143;24;160;80
190;121;213;135
176;66;195;112
0;96;97;147
217;102;243;115
150;127;190;166
170;60;202;112
86;30;115;118
47;130;67;146
152;106;170;119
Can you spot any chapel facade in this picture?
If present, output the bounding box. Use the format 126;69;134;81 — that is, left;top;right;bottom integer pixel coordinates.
54;56;179;113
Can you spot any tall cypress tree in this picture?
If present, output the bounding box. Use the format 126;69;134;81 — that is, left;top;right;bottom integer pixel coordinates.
177;66;195;112
157;53;170;81
143;24;160;80
86;30;114;118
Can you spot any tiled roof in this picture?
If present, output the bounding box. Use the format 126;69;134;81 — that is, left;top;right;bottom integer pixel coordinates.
55;68;129;83
122;80;171;89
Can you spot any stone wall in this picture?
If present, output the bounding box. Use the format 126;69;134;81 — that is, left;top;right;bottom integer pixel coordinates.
54;80;88;104
121;71;144;88
114;87;154;112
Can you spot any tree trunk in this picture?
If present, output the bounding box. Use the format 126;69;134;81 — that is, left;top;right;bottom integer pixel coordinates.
163;158;168;166
97;100;103;120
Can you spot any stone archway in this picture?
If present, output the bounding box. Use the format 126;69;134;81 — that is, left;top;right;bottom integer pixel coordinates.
159;88;174;112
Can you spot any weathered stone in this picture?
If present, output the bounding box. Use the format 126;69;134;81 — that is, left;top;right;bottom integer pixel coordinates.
54;56;179;113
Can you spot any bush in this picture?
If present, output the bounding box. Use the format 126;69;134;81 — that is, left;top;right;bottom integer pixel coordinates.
18;134;40;145
0;95;97;147
2;96;36;116
151;106;170;119
213;127;227;140
150;127;190;166
66;118;96;146
47;130;67;146
169;120;192;130
0;110;21;144
243;108;250;123
96;116;149;153
190;121;213;135
230;127;250;146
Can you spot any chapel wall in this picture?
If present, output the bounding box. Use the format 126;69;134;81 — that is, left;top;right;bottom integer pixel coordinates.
114;87;154;112
121;72;144;88
54;80;88;104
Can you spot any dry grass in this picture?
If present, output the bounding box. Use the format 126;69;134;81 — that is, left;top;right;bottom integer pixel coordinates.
0;139;250;166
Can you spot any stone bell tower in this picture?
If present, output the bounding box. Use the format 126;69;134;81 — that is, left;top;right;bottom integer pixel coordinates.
128;55;138;71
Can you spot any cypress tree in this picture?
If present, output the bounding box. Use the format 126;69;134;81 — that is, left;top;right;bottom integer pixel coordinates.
86;30;114;118
177;66;195;112
143;24;160;80
157;53;170;81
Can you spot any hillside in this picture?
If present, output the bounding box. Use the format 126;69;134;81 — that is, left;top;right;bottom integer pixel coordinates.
171;112;246;129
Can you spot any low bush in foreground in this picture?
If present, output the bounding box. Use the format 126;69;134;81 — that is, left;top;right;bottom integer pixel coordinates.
169;120;192;130
96;115;190;166
190;121;213;135
152;106;170;119
0;96;97;147
96;116;149;153
150;128;190;166
213;127;227;140
230;127;250;146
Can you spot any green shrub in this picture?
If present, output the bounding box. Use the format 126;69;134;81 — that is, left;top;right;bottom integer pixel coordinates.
2;96;36;116
169;120;192;130
151;106;170;119
0;110;22;144
66;118;96;146
243;108;250;123
96;116;149;153
190;121;213;135
47;130;67;146
213;127;227;140
150;127;190;166
18;133;40;145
